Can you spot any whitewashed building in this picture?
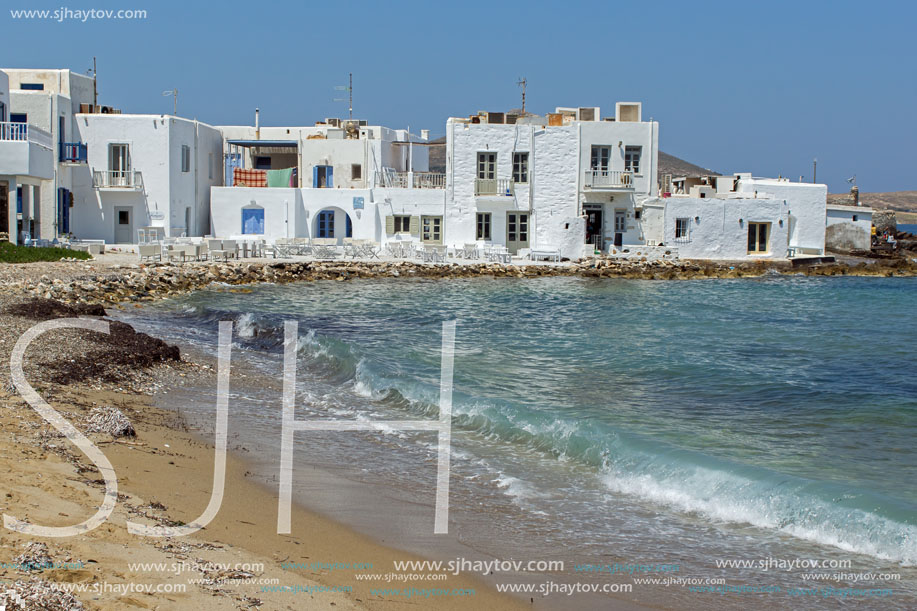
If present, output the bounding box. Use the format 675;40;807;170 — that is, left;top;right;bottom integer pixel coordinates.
1;68;96;243
71;114;223;243
211;118;443;243
644;174;828;260
0;69;55;243
445;103;658;259
826;203;872;252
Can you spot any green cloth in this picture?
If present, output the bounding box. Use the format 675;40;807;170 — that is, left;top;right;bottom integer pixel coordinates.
266;168;294;187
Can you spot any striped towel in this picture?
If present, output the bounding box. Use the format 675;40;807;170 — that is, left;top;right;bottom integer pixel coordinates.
233;168;267;188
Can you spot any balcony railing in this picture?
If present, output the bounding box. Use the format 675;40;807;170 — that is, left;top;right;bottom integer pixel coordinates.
0;122;53;149
93;169;143;189
375;171;446;189
413;172;446;189
59;142;87;163
583;169;635;189
474;177;514;197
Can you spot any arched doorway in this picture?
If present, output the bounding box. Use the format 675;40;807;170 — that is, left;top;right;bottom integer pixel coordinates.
313;208;353;240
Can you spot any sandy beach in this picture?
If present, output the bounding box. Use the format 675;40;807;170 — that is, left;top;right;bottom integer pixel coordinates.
0;259;531;610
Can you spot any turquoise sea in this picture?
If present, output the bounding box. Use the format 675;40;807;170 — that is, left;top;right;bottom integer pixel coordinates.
115;275;917;609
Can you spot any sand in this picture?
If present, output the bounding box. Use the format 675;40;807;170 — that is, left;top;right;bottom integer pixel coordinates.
0;284;528;610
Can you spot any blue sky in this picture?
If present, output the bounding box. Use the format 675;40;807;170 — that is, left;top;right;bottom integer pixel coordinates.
3;0;914;193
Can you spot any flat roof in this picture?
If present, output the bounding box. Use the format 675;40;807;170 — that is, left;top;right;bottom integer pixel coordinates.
226;139;297;147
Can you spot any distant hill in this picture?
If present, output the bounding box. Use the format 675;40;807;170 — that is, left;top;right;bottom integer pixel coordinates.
427;139;718;179
828;191;917;212
657;151;719;178
429;136;446;173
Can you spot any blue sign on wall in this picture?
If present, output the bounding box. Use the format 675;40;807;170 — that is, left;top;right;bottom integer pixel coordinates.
353;196;364;210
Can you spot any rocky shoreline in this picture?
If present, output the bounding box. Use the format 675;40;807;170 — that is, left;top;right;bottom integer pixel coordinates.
9;256;917;305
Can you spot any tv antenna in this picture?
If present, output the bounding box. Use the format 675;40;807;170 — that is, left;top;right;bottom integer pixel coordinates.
334;73;353;119
162;88;178;115
516;77;527;114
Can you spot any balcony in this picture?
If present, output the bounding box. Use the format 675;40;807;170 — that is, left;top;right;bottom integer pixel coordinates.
0;122;54;179
583;169;635;190
59;142;87;163
474;178;514;197
375;171;446;189
93;170;143;190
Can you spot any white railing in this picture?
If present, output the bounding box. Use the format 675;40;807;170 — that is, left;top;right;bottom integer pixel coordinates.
0;122;53;149
375;171;446;189
583;169;635;189
474;177;514;196
93;170;144;189
413;172;446;189
376;170;409;188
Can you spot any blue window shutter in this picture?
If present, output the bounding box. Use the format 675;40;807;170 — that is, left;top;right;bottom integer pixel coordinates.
17;187;22;213
327;166;333;188
313;166;319;188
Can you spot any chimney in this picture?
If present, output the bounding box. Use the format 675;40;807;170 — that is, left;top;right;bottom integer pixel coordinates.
255;108;260;140
420;129;430;140
851;185;859;206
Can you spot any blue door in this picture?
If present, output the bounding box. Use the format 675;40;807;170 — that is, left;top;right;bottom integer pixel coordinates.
57;188;71;234
346;214;352;238
317;210;334;238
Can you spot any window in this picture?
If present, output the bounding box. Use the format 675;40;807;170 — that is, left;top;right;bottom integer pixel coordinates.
317;210;335;238
477;152;496;179
118;210;130;225
421;216;442;243
20;83;44;91
852;215;858;222
393;215;411;233
614;211;626;232
351;164;362;180
181;145;191;173
675;218;690;241
747;222;770;254
591;146;610;171
512;152;528;183
624;146;641;173
109;143;130;173
313;165;333;188
10;113;27;124
0;101;5;122
476;213;491;240
255;156;271;170
635;209;642;220
241;208;264;234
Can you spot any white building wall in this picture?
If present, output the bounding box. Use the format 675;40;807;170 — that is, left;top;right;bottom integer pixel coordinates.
663;196;790;260
211;186;445;245
3;69;95;239
72;115;222;243
735;178;826;253
825;205;872;251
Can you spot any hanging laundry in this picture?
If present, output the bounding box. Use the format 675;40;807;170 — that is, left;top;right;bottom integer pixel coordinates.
233;167;267;188
266;167;294;188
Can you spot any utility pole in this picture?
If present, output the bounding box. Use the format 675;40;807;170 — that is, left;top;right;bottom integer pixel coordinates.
516;77;527;114
92;56;97;106
813;157;817;183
